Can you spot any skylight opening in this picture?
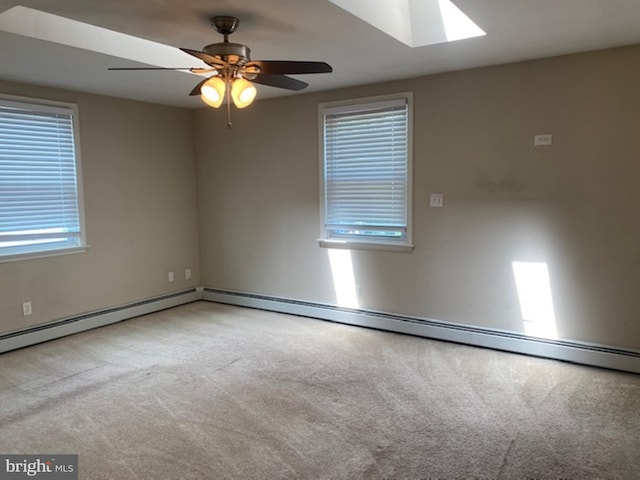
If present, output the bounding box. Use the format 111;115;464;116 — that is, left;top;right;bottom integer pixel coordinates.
437;0;486;42
328;0;485;48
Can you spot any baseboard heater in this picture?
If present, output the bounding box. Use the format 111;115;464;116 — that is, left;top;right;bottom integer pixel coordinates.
202;288;640;375
0;289;199;354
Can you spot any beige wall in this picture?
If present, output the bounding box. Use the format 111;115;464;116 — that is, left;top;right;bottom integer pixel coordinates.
2;45;638;352
0;81;200;334
195;45;640;350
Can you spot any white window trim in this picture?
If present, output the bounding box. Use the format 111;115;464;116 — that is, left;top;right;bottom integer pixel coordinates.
0;94;88;263
318;92;414;252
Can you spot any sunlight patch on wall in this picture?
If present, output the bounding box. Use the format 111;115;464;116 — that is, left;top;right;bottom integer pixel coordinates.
328;249;360;308
512;261;558;340
328;0;485;47
0;6;194;69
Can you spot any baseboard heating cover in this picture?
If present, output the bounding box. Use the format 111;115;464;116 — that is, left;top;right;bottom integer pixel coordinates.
203;288;640;375
0;289;200;354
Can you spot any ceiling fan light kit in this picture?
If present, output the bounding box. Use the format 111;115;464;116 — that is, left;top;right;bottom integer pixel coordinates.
110;15;332;127
200;75;256;110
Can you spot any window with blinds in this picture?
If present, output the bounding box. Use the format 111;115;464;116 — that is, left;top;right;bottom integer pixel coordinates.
0;96;85;260
320;93;412;248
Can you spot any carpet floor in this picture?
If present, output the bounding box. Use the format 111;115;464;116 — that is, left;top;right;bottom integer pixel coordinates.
1;301;639;479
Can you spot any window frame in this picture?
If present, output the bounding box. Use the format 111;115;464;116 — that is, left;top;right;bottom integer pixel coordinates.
318;92;414;252
0;94;87;263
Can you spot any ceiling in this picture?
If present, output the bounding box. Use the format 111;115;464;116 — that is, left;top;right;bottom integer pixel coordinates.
1;0;639;108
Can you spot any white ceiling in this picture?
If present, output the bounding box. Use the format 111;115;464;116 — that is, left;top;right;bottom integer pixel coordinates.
1;0;640;108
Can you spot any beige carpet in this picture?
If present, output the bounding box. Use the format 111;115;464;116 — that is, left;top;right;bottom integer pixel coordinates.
1;301;639;479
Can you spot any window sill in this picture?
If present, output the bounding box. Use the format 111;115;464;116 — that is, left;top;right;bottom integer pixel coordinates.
0;245;89;264
318;239;414;253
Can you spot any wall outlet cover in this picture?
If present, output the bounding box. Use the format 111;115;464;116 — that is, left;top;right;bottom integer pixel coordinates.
430;193;444;207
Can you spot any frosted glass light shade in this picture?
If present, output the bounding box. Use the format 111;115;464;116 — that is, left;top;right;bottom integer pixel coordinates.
231;78;257;109
200;76;226;108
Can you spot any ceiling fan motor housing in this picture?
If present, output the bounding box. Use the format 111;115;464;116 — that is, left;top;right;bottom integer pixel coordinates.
203;42;251;66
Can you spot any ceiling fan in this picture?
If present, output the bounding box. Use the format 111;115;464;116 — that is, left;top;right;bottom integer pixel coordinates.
110;15;332;126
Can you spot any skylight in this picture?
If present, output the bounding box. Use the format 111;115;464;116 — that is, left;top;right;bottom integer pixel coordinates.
0;6;194;69
328;0;485;47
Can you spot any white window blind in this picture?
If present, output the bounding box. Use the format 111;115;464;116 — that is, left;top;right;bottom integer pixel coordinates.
321;96;411;245
0;97;85;259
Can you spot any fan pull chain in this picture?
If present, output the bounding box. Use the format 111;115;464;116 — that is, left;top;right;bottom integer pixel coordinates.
226;79;233;129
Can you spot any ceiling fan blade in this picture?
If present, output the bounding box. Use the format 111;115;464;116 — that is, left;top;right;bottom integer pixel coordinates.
109;67;181;71
109;67;216;74
180;48;228;68
246;61;332;75
251;73;308;91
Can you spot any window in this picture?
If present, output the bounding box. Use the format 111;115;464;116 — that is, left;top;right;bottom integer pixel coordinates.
319;93;413;251
0;95;86;261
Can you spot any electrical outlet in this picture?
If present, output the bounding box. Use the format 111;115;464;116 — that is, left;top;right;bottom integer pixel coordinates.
22;301;32;316
185;268;192;280
168;271;174;283
430;193;444;207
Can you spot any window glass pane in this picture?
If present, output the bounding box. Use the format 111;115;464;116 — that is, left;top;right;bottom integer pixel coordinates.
0;97;84;259
321;95;410;244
